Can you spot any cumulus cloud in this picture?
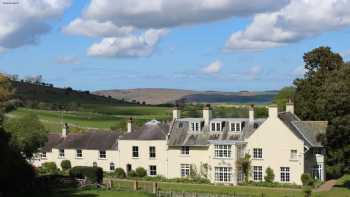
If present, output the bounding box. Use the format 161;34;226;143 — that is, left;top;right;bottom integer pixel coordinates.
0;0;70;50
63;18;135;37
64;0;289;57
225;0;350;51
201;60;222;74
56;56;80;65
87;29;168;57
82;0;288;29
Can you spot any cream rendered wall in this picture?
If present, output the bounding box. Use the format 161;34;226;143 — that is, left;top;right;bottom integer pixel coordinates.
167;146;209;179
118;140;168;177
208;144;239;185
246;117;305;185
32;149;119;172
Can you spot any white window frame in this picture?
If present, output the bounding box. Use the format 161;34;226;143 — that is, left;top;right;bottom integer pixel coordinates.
312;164;322;180
180;164;191;177
253;148;263;159
235;123;241;132
214;167;232;182
290;149;298;160
132;146;139;158
211;122;216;131
181;146;190;155
149;165;157;176
41;152;47;159
214;145;231;158
280;167;290;182
76;149;83;158
149;146;156;158
99;150;106;159
191;122;200;132
59;149;65;158
253;166;263;181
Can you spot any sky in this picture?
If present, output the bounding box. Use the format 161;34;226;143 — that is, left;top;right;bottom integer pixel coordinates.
0;0;350;92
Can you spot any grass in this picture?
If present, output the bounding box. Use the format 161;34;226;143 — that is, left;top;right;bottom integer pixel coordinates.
109;177;350;197
24;190;154;197
6;105;171;132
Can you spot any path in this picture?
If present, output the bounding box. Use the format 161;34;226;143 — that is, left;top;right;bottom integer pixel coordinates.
314;180;337;192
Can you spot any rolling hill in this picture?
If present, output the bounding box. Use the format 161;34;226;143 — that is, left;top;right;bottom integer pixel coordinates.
94;88;278;105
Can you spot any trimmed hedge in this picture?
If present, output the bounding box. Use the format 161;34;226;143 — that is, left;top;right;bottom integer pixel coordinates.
69;166;103;183
40;162;59;175
61;160;71;171
115;168;126;178
135;167;147;177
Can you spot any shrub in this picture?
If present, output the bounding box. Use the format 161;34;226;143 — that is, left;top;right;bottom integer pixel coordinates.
61;160;71;171
69;166;103;184
114;168;126;178
40;162;59;175
303;186;312;197
264;167;275;183
135;167;147;177
128;170;137;177
301;173;314;186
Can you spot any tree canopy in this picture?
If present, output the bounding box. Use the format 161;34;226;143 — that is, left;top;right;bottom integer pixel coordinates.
294;46;350;178
273;86;296;110
4;113;48;158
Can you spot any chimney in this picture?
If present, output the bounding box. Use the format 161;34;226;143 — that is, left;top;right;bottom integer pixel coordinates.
286;99;294;114
249;104;255;124
268;104;278;118
203;104;212;126
127;117;133;133
62;123;68;138
172;105;181;120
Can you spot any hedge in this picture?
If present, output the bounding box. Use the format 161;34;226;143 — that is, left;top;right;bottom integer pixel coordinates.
69;166;103;183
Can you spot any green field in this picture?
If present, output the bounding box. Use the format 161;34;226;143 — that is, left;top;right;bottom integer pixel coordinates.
6;105;171;132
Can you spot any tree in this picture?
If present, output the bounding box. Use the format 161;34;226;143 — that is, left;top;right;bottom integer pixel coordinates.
236;153;252;183
61;160;72;171
273;86;296;110
4;113;48;158
0;74;14;109
294;46;350;178
264;167;275;183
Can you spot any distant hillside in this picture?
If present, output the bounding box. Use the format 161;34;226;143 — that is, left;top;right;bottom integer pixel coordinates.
11;81;133;108
94;88;277;105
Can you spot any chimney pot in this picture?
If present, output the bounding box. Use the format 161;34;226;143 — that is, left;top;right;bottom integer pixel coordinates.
127;117;133;133
203;104;212;126
172;106;181;120
286;99;294;114
62;123;68;138
249;104;255;124
268;104;278;118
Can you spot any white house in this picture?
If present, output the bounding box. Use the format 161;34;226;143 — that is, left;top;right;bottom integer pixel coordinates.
32;102;327;185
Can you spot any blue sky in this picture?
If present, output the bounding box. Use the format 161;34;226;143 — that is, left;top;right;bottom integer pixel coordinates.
0;0;350;91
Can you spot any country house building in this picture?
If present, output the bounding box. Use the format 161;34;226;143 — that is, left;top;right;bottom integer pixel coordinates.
32;102;327;185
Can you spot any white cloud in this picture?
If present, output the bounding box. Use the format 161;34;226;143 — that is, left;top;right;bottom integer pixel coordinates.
56;56;80;65
225;0;350;51
63;18;135;37
87;29;168;57
201;60;222;74
0;0;70;50
83;0;288;29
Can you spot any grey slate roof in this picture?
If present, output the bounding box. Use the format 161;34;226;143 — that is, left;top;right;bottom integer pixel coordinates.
42;130;121;152
167;119;265;146
120;120;169;140
278;112;327;147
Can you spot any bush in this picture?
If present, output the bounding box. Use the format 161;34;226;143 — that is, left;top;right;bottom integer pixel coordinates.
69;166;103;184
128;170;137;177
301;173;314;186
264;167;275;183
135;167;147;177
61;160;71;171
40;162;59;175
114;168;126;178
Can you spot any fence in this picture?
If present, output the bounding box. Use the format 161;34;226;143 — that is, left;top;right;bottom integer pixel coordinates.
106;179;268;197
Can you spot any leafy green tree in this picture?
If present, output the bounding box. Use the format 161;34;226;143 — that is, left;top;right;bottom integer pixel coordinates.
294;46;350;178
264;167;275;183
4;113;48;158
61;160;71;171
273;86;296;110
236;153;252;183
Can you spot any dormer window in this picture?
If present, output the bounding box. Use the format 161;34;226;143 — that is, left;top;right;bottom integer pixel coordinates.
191;122;200;132
230;122;241;132
211;122;223;132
